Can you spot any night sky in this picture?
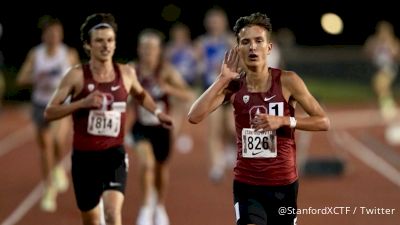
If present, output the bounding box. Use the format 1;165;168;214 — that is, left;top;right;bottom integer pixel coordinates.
0;0;398;67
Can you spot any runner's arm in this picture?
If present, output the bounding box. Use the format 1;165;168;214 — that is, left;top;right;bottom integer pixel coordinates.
283;71;330;131
188;48;240;124
16;49;35;86
44;67;103;121
161;64;195;101
187;75;231;124
126;65;173;128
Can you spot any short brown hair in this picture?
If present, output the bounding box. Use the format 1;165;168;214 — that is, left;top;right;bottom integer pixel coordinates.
233;12;272;43
80;13;118;44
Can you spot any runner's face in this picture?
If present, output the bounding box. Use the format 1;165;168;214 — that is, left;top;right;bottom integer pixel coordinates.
138;35;162;64
205;11;227;35
171;26;189;44
42;24;63;47
88;28;116;62
238;25;271;68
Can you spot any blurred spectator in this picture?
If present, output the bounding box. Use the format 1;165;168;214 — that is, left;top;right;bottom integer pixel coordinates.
276;27;297;51
164;22;197;153
15;15;80;212
128;28;193;225
193;6;236;183
165;22;199;88
363;20;400;122
275;27;297;66
268;33;284;69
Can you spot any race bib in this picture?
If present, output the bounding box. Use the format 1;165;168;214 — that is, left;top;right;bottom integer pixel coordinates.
87;110;121;137
138;101;166;126
241;128;277;158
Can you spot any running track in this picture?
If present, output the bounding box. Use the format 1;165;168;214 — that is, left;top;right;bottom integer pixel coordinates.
0;102;399;225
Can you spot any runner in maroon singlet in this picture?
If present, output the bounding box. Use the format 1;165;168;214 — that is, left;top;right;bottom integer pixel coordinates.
128;28;193;225
188;12;330;225
44;13;172;225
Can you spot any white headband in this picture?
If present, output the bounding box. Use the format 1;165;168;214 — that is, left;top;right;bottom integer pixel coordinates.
89;23;112;33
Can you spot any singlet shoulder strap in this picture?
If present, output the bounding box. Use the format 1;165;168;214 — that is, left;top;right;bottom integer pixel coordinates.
270;67;282;86
112;62;122;84
82;63;91;80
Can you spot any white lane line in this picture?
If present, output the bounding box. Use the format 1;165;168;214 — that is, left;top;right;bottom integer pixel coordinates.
1;183;44;225
328;109;391;129
0;152;71;225
332;131;400;187
0;124;34;158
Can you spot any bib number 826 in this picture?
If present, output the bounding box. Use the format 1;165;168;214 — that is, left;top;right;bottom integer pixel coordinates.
246;136;270;150
242;128;277;158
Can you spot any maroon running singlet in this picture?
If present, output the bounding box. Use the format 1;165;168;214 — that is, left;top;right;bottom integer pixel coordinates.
72;63;129;151
232;68;297;186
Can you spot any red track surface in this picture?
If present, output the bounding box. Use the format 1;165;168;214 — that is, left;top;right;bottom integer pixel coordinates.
1;103;399;225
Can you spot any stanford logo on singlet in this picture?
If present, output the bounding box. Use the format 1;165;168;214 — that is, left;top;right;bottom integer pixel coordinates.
243;95;249;104
88;83;95;92
241;105;277;158
87;94;121;138
249;106;267;122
